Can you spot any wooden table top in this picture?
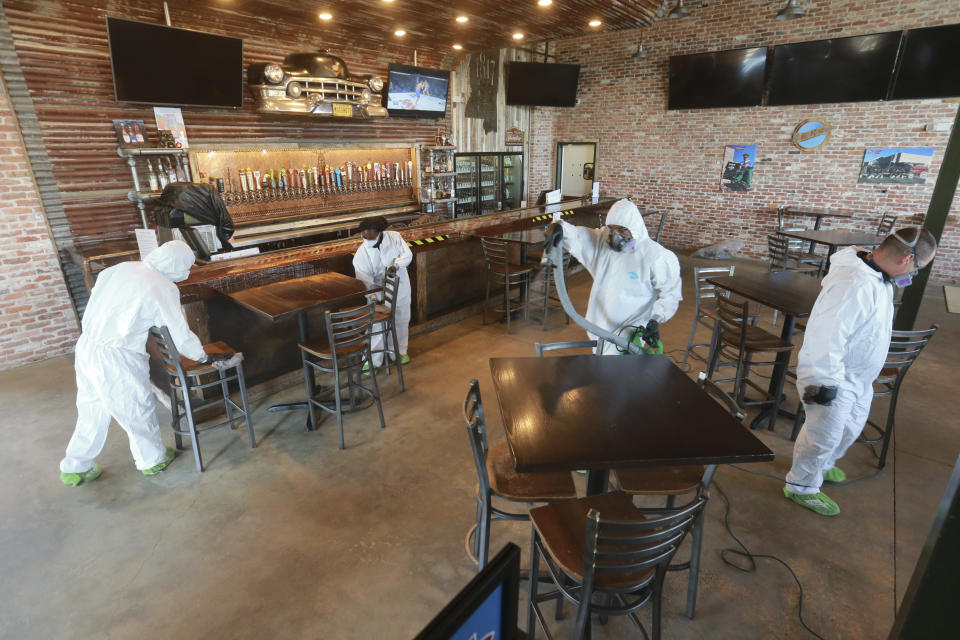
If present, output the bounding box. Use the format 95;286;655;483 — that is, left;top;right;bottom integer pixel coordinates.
489;354;773;473
222;272;369;322
777;229;882;247
708;271;822;317
781;206;857;219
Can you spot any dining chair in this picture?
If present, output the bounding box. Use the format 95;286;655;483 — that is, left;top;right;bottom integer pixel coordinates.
463;379;576;570
526;491;706;640
681;265;735;370
480;236;536;333
368;270;405;391
791;324;938;470
299;302;385;449
876;212;898;235
149;326;255;472
768;234;824;277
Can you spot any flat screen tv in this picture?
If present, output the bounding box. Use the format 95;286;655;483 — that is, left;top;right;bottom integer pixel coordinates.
768;31;902;106
668;47;767;110
107;17;243;108
891;23;960;100
384;64;450;118
505;62;580;107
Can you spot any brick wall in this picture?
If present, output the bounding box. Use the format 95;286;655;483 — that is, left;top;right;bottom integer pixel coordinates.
529;0;960;284
0;79;79;371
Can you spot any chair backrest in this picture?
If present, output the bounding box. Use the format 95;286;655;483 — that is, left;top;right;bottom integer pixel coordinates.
767;234;792;271
714;287;750;350
380;270;401;315
579;495;706;606
694;265;736;309
696;371;746;421
654;210;669;244
533;340;598;357
323;302;375;359
480;237;509;267
883;323;938;385
877;213;898;235
464;379;492;496
149;325;188;383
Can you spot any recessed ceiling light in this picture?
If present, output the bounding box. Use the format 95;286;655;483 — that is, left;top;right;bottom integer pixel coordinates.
456;16;468;23
382;0;394;2
318;12;332;20
453;44;463;50
538;0;552;6
513;32;524;39
589;19;601;27
394;29;406;36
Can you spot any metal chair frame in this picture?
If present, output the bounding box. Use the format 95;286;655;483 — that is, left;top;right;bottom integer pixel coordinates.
481;236;534;333
681;265;736;370
368;271;405;391
768;233;823;276
527;494;706;640
149;326;255;472
300;302;385;449
654;210;670;244
529;248;572;330
877;212;898;235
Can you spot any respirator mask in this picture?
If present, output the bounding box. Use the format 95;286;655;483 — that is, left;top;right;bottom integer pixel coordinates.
608;228;635;252
890;230;920;288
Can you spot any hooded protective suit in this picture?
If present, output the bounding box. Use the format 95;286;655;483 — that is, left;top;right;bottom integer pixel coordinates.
785;247;894;495
559;199;682;355
60;241;207;473
352;230;413;366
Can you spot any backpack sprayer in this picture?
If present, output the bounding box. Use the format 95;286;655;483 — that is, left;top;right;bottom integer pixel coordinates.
542;223;655;355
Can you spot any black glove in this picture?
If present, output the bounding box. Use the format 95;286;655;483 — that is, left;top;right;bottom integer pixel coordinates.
802;385;837;406
643;319;660;348
385;265;397;278
545;222;563;249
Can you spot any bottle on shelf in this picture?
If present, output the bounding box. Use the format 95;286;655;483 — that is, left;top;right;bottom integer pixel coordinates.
133;122;145;145
145;159;159;192
164;158;177;185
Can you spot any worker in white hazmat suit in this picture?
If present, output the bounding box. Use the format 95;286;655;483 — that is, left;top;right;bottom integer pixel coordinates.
353;216;413;368
59;240;229;486
784;228;937;516
548;198;682;355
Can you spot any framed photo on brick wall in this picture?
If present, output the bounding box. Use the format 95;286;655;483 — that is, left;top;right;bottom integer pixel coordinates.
858;147;933;184
720;144;756;192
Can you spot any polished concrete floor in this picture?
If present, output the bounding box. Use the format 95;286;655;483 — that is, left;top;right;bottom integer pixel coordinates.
2;255;958;639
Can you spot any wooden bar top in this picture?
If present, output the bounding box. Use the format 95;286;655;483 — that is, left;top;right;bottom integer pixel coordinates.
708;271;822;317
222;272;369;322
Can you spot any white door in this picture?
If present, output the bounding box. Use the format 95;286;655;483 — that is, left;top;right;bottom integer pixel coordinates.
558;143;596;197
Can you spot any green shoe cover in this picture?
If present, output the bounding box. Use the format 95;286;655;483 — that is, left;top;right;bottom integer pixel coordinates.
142;446;175;476
399;354;410;365
823;467;846;484
783;488;840;516
61;463;102;487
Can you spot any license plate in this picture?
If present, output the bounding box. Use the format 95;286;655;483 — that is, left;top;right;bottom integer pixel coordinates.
332;103;353;117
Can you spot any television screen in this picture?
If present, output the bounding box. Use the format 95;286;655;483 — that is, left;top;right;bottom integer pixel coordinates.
768;31;901;106
384;64;450;117
107;17;243;108
668;47;767;110
892;24;960;100
505;62;580;107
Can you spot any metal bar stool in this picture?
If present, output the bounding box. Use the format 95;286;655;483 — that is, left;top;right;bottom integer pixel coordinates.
369;271;405;391
681;265;735;370
481;236;536;333
149;326;255;472
299;302;385;449
529;248;572;330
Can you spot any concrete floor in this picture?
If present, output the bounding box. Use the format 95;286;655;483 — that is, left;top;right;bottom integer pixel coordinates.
1;254;958;639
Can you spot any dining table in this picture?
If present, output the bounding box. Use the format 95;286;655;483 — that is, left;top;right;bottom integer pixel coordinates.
776;229;882;260
707;270;823;430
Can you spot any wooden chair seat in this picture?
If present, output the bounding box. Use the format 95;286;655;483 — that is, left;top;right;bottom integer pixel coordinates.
489;263;536;276
720;324;794;352
174;341;237;375
298;337;366;359
486;441;577;501
530;491;655;590
372;309;391;323
787;250;824;262
615;465;705;495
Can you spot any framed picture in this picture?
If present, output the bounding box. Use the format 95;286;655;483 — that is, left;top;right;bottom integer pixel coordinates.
720;144;756;192
112;119;146;147
858;147;934;184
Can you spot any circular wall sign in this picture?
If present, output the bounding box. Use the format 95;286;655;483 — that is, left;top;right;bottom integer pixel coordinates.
792;119;832;152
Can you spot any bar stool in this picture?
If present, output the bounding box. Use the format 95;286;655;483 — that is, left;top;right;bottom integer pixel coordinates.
369;271;405;391
877;212;898;235
149;326;255;472
481;236;536;333
529;248;572;330
681;265;735;370
299;302;385;449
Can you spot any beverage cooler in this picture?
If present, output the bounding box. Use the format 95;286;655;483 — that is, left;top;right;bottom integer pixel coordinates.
454;151;524;218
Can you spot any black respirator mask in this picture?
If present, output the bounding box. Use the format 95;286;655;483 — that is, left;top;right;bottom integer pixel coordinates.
608;229;636;252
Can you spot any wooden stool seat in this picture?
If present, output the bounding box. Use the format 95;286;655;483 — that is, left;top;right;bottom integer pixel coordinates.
720;324;794;352
298;337;366;359
489;262;536;276
615;465;705;495
486;440;577;501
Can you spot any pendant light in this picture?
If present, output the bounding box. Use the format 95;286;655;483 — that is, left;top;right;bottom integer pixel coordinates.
668;0;689;19
776;0;805;20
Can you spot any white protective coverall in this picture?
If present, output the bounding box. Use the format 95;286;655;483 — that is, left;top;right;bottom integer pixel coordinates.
785;247;894;494
352;229;413;366
60;241;207;473
560;199;682;354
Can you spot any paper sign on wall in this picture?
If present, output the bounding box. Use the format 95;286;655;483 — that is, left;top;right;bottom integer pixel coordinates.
135;228;159;260
592;181;600;199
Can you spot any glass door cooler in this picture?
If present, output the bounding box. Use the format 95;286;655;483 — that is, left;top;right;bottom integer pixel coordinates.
478;154;500;214
455;154;478;217
500;152;524;211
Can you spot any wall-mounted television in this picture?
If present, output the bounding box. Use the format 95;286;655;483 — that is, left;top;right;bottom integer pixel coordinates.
668;47;767;110
891;23;960;100
384;64;450;118
768;31;901;106
106;17;243;108
505;62;580;107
